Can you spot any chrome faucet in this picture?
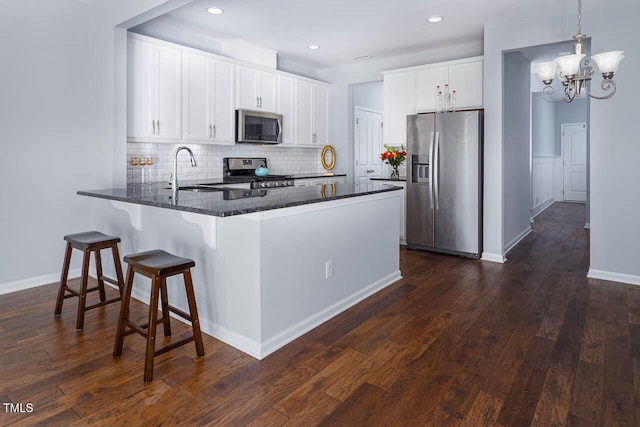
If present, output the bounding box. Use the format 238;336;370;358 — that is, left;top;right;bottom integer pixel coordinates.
171;146;197;202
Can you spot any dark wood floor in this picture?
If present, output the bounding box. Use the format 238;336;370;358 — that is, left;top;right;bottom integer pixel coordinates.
1;202;638;426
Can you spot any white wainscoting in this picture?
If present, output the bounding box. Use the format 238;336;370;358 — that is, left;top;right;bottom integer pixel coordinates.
531;156;562;219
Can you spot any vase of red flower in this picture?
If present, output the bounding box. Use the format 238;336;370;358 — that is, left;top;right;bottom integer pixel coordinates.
381;144;406;179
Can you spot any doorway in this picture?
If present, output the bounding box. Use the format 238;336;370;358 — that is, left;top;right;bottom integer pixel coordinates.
561;123;587;202
354;106;383;183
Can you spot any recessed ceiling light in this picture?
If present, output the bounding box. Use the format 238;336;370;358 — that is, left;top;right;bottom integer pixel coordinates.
427;15;444;23
206;7;224;15
308;45;320;50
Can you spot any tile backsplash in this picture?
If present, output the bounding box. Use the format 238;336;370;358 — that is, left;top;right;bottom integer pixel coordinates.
127;143;324;184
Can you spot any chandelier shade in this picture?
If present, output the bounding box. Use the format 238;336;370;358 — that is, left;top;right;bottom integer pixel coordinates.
590;51;625;74
554;53;585;77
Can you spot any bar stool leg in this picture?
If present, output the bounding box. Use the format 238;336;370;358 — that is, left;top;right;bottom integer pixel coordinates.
111;244;125;296
183;269;205;357
95;249;106;302
55;242;73;316
144;275;161;383
114;266;134;357
159;277;171;337
75;250;91;331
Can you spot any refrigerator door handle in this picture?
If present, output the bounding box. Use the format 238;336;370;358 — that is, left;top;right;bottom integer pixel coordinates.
434;131;440;210
429;131;435;208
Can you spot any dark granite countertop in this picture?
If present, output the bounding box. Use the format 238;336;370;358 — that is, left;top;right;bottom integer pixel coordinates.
161;173;348;187
78;180;402;218
370;177;407;182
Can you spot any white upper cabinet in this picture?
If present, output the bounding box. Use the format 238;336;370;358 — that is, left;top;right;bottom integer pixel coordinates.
313;84;330;146
382;71;415;147
128;36;182;141
127;34;332;147
295;80;314;145
236;65;278;112
448;60;483;110
277;75;295;145
295;80;330;146
382;56;483;146
415;66;448;112
182;51;234;144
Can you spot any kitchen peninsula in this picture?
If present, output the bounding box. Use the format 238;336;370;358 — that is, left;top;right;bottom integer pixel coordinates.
79;181;402;358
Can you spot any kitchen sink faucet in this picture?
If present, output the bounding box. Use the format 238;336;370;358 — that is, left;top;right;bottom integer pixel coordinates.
171;146;197;202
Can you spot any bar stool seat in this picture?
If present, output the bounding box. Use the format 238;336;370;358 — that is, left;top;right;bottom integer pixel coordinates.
113;249;205;383
55;231;125;331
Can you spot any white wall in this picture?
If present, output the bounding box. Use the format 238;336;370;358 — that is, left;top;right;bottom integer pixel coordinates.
503;51;533;253
352;81;384;112
318;41;483;176
484;0;640;283
531;95;556;156
0;0;180;291
588;0;640;283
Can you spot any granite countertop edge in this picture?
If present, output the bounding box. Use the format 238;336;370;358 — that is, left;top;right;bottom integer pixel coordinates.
78;183;402;218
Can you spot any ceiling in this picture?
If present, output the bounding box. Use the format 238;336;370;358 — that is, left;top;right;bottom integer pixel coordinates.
131;0;575;70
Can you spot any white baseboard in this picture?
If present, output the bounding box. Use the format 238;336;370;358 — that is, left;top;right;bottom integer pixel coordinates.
481;252;506;263
257;270;402;359
531;197;555;220
0;268;82;296
587;269;640;286
504;226;533;256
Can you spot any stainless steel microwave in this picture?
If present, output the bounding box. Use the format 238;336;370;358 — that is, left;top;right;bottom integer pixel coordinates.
236;109;282;144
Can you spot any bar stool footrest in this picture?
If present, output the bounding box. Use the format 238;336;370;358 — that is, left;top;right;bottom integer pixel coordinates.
84;297;122;311
154;336;196;357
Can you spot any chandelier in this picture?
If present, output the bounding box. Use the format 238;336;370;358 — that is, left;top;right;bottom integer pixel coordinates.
535;0;624;103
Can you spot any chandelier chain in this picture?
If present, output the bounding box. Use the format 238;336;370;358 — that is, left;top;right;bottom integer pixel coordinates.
577;0;582;34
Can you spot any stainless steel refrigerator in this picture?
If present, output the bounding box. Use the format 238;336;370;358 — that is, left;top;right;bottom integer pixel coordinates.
406;110;483;259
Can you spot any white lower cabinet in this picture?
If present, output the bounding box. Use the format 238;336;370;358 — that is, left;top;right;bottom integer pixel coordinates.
373;180;406;245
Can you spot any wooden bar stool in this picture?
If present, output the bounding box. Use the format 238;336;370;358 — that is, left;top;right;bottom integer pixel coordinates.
113;249;205;383
55;231;125;331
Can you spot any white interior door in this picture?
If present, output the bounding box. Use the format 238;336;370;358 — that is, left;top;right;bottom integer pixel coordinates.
354;107;383;183
562;123;587;202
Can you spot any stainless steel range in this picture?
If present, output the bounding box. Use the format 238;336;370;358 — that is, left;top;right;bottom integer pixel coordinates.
223;157;294;189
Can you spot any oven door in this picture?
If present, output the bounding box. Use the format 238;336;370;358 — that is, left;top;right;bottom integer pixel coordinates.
236;110;282;144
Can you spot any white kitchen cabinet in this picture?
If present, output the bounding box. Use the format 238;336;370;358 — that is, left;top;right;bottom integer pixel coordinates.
182;51;235;144
415;66;448;112
313;84;330;146
128;35;182;142
236;65;277;112
277;75;295;145
382;71;414;147
373;179;407;245
448;60;483;110
382;56;483;146
295;80;331;146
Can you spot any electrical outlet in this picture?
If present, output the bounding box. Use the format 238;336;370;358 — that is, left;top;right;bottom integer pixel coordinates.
325;260;333;279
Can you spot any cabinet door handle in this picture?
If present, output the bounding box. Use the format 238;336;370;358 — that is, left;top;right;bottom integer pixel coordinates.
259;97;263;108
156;120;160;135
152;120;156;135
209;124;213;138
256;96;260;108
213;124;216;138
